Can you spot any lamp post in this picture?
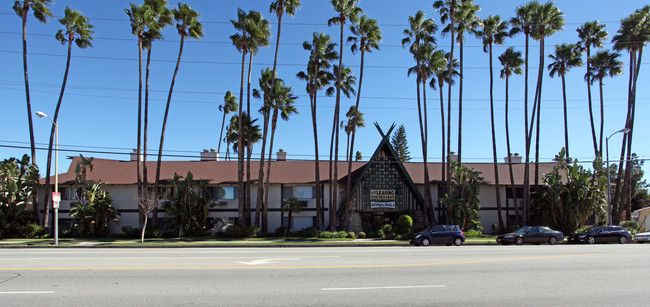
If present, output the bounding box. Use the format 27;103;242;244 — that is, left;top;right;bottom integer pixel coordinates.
36;111;58;246
606;128;631;226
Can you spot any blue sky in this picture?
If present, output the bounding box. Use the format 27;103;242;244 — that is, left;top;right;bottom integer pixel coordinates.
1;0;648;179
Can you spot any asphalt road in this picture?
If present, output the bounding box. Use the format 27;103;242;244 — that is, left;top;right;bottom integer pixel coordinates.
0;244;648;306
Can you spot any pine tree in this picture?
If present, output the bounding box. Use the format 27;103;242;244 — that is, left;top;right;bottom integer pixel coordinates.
391;124;411;162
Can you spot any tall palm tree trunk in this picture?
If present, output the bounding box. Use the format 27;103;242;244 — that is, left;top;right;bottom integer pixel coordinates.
446;10;455;199
422;78;434;224
20;10;36;166
561;73;569;157
598;79;604;155
439;82;446;223
332;20;344;229
263;9;285;233
415;78;431;225
255;111;270;227
155;37;185;206
585;48;599;158
43;39;73;229
488;44;504;232
522;33;531;225
457;39;464;164
344;49;365;227
144;46;153;224
504;74;520;226
534;36;546;188
237;51;247;225
137;36;144;223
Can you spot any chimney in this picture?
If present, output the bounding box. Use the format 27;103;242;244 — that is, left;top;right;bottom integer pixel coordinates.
448;151;458;162
504;153;522;164
130;149;141;162
201;148;218;161
276;149;287;161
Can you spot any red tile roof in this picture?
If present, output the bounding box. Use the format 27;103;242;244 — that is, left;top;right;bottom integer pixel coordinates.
47;156;557;186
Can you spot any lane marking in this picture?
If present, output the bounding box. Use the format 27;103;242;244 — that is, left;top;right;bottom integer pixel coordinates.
0;251;635;271
323;285;445;291
0;291;55;294
238;258;300;265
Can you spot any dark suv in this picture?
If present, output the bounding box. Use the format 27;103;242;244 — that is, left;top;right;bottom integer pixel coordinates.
567;226;632;244
410;225;465;246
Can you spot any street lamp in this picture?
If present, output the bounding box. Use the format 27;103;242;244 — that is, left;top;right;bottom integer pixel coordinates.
36;111;59;246
606;128;631;226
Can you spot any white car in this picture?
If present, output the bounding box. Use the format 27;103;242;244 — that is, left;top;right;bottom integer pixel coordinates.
634;232;650;243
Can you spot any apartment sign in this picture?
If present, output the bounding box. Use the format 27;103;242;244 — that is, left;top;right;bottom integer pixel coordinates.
370;189;396;201
370;201;396;209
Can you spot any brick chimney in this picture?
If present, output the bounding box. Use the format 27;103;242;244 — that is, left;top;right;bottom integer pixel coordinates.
504;153;522;164
201;148;219;161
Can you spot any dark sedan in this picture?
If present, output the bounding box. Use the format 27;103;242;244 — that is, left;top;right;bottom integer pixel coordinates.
410;225;465;246
496;226;564;245
567;226;632;244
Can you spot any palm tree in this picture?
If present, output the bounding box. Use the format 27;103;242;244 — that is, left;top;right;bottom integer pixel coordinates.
476;15;508;233
611;6;649;223
328;0;362;230
261;78;297;233
244;11;271;114
431;50;458;216
125;2;155;221
402;10;437;225
41;7;94;230
577;21;609;159
436;0;479;165
510;0;540;225
266;0;301;232
588;50;623;154
281;197;302;236
154;3;204;205
530;2;564;188
343;106;365;163
344;14;381;227
14;0;53;224
141;0;172;194
230;9;252;225
296;32;337;230
13;0;53;165
499;47;524;226
218;91;238;157
547;43;583;158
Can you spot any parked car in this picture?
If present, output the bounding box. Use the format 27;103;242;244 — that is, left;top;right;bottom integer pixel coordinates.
567;226;632;244
410;225;465;246
496;226;564;245
634;231;650;243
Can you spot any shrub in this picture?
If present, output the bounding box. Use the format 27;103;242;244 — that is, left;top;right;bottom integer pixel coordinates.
346;232;356;239
381;224;394;239
120;225;163;239
377;229;385;239
295;227;320;238
358;232;366;239
335;231;348;238
21;223;46;238
318;231;333;238
464;229;483;238
395;215;413;235
222;224;258;238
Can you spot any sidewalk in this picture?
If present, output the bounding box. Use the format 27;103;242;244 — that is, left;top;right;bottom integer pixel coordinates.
0;238;497;248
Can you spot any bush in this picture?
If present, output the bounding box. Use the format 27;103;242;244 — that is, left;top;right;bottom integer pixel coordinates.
294;227;320;238
222;224;258;238
21;223;46;238
358;232;366;239
464;229;483;238
380;224;394;239
377;229;385;239
346;232;356;239
335;231;348;238
318;231;333;238
395;215;413;235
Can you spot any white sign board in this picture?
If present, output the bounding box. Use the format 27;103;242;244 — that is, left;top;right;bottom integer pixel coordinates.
52;192;61;209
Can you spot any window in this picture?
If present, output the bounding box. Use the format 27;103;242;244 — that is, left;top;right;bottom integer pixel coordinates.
506;187;524;199
208;186;237;200
283;186;314;199
60;188;77;201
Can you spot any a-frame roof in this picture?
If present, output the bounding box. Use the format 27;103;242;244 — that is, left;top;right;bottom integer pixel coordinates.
349;123;425;207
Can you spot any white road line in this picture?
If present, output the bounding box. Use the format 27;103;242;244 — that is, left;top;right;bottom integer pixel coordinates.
322;285;446;291
0;291;55;294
